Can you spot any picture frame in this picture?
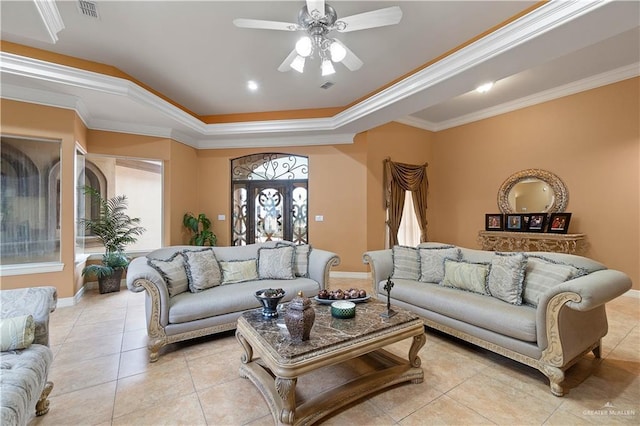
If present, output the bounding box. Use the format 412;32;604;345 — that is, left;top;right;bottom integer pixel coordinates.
505;214;526;232
548;213;572;234
485;214;504;231
525;213;547;232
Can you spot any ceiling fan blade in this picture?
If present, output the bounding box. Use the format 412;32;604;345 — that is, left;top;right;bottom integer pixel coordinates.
233;18;298;31
334;40;363;71
278;49;298;72
336;6;403;33
306;0;326;18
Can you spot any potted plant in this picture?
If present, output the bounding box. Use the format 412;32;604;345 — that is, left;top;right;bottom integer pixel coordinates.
80;187;146;293
183;212;217;246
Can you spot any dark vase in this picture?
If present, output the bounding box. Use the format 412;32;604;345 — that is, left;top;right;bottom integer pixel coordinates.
99;268;124;294
284;291;315;341
255;289;285;318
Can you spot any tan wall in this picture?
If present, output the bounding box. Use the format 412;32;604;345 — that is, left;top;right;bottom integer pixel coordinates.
0;100;80;297
86;130;199;247
429;78;639;289
364;122;435;251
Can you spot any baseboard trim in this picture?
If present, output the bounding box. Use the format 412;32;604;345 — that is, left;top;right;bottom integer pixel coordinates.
57;286;85;308
623;289;639;299
330;271;371;279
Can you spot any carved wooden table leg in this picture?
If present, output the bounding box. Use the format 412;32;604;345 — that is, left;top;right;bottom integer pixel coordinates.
235;329;253;364
276;377;297;424
409;333;426;383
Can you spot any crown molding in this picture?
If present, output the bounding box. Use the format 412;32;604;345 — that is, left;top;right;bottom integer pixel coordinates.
394;116;437;132
427;63;640;131
0;1;622;148
334;0;611;130
34;0;65;43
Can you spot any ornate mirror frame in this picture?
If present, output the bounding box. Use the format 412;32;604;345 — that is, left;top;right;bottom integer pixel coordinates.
497;169;569;214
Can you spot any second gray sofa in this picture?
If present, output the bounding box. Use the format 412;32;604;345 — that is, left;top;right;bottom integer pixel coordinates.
363;242;632;396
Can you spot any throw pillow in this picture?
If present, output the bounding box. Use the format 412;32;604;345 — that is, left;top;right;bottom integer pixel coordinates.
523;256;583;307
182;248;222;293
392;245;420;280
148;252;189;297
220;259;259;285
276;242;312;277
418;246;461;283
0;314;35;351
441;259;490;295
258;246;295;280
487;253;527;305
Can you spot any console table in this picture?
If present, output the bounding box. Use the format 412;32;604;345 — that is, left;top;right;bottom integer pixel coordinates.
478;231;587;254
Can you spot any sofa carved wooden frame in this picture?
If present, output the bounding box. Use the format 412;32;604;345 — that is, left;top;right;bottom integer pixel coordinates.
130;256;340;362
422;291;598;397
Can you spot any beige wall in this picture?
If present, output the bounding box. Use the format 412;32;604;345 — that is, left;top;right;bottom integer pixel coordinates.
3;77;637;296
429;78;639;289
87;130;199;247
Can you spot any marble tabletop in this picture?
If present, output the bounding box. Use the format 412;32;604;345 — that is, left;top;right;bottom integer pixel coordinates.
239;300;421;363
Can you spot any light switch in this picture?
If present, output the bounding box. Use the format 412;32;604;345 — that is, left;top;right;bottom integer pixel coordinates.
217;214;226;221
315;215;324;222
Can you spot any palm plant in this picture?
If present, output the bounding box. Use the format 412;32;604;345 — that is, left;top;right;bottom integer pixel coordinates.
183;212;217;246
80;187;145;292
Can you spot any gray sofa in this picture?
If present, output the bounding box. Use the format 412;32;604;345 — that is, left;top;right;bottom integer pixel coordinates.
127;242;340;361
363;243;632;396
0;286;57;426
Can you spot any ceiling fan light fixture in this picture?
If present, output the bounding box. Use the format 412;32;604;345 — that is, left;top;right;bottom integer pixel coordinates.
321;59;335;76
295;36;313;57
329;40;346;62
291;55;306;73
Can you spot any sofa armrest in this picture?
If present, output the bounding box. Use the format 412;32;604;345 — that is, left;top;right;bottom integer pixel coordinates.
0;286;57;346
126;256;170;328
536;269;632;361
308;249;340;289
363;249;393;295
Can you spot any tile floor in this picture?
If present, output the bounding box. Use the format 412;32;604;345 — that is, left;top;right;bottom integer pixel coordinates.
31;278;639;425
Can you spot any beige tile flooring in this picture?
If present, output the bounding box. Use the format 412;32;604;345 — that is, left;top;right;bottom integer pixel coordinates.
31;278;639;425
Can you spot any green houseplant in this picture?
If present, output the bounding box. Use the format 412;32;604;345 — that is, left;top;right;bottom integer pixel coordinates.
80;187;146;293
183;212;217;246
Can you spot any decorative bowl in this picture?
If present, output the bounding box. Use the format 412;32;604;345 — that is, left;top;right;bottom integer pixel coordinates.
331;301;356;319
255;288;286;318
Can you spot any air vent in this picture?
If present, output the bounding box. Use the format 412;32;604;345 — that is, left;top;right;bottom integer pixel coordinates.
77;0;99;19
320;81;334;90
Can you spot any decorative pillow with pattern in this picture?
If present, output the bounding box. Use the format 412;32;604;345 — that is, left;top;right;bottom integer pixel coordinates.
258;246;295;279
276;242;312;277
418;246;461;283
523;256;585;307
441;259;490;295
0;314;35;351
219;259;259;285
392;245;420;280
182;248;222;292
487;252;527;305
148;252;189;297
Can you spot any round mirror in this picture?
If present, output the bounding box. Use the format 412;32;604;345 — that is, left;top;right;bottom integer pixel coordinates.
497;169;568;214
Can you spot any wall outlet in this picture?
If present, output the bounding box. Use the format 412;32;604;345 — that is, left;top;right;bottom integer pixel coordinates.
217;214;226;221
315;215;324;222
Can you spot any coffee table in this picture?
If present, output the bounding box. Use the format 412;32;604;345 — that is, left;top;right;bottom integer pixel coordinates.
235;300;425;425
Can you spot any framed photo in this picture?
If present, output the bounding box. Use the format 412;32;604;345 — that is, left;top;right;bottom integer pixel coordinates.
525;213;547;232
505;214;526;232
485;214;504;231
548;213;572;234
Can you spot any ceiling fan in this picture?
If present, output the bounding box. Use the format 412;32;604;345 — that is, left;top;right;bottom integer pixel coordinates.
233;0;403;76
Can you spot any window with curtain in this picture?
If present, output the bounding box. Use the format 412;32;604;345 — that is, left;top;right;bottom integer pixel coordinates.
384;158;429;247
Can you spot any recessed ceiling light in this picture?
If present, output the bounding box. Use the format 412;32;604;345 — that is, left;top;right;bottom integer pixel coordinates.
476;82;494;93
247;80;259;91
